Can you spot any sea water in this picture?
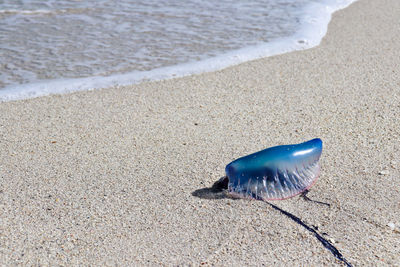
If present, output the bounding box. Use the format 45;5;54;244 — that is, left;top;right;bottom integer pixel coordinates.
0;0;356;101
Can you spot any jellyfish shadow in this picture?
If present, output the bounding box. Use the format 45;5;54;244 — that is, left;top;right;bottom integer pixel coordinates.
191;176;230;200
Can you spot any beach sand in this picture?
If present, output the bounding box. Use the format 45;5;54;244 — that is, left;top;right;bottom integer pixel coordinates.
1;0;399;265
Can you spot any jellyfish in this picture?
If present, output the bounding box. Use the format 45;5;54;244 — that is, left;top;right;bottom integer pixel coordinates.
223;138;322;200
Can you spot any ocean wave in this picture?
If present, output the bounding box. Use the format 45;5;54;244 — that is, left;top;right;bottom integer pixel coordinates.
0;0;358;102
0;8;91;16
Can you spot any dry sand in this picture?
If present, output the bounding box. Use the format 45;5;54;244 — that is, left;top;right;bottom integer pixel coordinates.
1;0;400;265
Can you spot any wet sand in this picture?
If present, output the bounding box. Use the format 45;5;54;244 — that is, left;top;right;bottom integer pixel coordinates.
1;0;399;265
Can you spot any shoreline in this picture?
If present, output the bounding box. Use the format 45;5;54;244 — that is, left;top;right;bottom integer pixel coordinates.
0;0;356;102
1;0;400;265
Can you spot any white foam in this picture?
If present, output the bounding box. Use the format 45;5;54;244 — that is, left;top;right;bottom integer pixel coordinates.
0;0;357;102
0;9;55;15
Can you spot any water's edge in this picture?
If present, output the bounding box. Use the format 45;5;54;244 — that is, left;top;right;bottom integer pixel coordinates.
0;0;357;102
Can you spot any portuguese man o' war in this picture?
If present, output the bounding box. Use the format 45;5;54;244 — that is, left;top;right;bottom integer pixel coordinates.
211;138;353;266
225;138;323;200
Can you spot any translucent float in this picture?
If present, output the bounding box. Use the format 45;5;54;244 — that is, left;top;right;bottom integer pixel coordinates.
225;138;322;200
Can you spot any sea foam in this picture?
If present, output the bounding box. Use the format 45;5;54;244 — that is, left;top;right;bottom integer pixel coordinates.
0;0;357;102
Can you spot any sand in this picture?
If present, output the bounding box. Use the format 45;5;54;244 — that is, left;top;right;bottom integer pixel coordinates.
1;0;400;265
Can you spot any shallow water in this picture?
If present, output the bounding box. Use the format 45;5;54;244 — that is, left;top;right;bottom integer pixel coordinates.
0;0;356;100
